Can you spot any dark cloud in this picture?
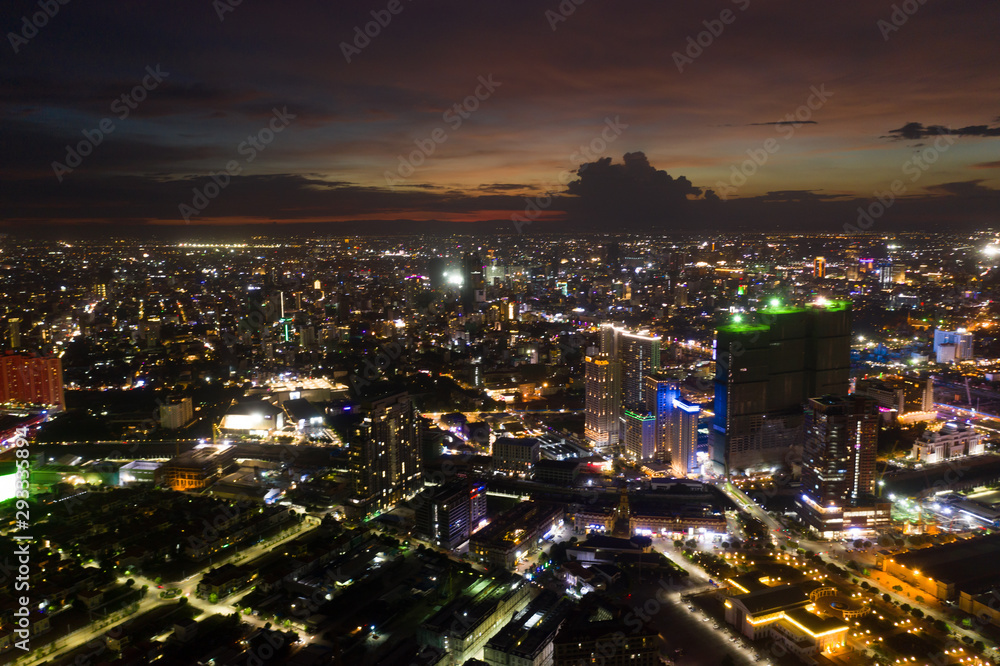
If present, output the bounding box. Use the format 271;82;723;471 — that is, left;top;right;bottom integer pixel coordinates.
477;184;529;192
748;121;818;126
972;161;1000;169
924;180;1000;198
0;0;997;232
751;190;849;202
562;152;707;227
887;121;1000;140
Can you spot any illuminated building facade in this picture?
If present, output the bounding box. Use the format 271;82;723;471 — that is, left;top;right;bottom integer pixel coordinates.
584;353;621;450
723;581;848;658
796;395;888;537
622;409;656;461
0;352;65;411
415;480;487;549
162;445;236;492
713;301;851;472
802;395;878;505
911;422;984;464
348;390;422;518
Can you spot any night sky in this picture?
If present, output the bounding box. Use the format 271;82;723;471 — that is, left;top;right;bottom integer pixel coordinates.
2;0;998;232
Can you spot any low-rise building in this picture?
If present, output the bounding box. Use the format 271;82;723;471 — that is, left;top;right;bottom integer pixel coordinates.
161;444;236;492
470;502;563;570
492;437;540;476
484;590;573;666
912;422;985;464
879;532;1000;600
418;574;531;665
723;581;848;658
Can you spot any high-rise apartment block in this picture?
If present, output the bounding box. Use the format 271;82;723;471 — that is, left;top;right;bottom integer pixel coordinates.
585;325;659;452
347;390;422;519
0;352;65;411
713;301;851;472
796;394;888;537
584;353;621;450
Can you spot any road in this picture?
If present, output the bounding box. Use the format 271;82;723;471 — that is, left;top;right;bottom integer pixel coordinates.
11;516;321;666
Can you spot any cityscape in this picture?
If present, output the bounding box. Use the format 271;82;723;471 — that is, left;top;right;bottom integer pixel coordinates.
2;233;1000;666
3;0;1000;665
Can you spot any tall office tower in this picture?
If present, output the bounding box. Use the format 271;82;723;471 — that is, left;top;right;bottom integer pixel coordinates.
814;256;826;278
347;390;422;519
878;258;894;289
415;480;487;549
462;251;485;307
713;300;852;473
584;354;621;450
622;410;656;461
0;353;65;411
427;257;447;290
615;330;660;409
605;242;622;275
592;324;660;451
796;395;888;537
844;248;860;281
801;395;878;504
673;397;701;476
644;375;679;461
644;374;701;474
7;318;21;349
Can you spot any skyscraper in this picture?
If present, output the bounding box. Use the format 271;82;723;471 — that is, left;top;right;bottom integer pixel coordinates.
622;410;656;461
643;374;700;474
672;397;701;476
0;352;65;411
933;328;973;363
585;325;660;451
584;353;621;450
643;375;678;461
713;300;852;473
814;256;826;278
347;389;422;518
617;330;660;409
796;395;888;537
801;395;878;505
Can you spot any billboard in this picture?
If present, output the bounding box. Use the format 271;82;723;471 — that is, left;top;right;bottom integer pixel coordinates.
0;472;17;502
